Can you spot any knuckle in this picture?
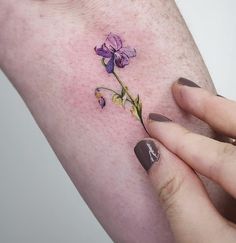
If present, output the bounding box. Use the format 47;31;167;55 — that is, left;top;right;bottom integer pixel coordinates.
158;175;184;214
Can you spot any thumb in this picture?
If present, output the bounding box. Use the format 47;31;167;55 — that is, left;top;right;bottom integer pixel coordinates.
134;139;233;243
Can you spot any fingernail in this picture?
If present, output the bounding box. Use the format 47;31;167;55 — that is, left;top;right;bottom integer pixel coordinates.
178;78;201;88
217;94;225;98
134;140;160;171
149;113;172;122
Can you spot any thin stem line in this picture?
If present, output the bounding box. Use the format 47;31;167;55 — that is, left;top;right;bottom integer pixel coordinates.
139;114;150;136
112;71;135;103
112;71;149;135
101;58;149;136
101;58;135;102
97;87;120;96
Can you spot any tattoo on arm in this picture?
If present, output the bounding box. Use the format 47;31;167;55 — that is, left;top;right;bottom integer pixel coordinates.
94;33;149;135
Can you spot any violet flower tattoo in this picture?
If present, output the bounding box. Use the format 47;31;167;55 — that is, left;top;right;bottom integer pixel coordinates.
94;33;149;135
95;33;136;73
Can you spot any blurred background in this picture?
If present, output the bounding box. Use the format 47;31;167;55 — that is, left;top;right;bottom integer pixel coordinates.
0;1;235;242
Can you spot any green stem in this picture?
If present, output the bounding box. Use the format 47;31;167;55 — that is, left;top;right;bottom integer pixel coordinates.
112;71;135;103
101;58;134;101
139;113;150;136
101;58;149;136
97;87;120;96
112;70;149;136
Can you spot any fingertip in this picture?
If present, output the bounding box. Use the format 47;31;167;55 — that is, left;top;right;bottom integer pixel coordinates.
177;77;201;88
172;77;201;93
148;113;172;122
146;113;173;142
171;79;179;90
134;139;161;172
171;79;185;105
171;77;202;109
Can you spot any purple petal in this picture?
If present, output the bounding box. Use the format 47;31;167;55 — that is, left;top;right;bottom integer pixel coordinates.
114;52;129;68
98;97;106;109
119;47;136;58
106;56;115;73
105;33;123;51
95;44;113;58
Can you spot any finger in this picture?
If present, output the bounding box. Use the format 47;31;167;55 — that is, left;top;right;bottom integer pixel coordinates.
148;114;236;198
134;139;233;243
172;77;236;138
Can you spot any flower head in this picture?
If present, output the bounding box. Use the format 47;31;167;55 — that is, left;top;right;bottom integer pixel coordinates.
95;88;106;109
95;33;136;73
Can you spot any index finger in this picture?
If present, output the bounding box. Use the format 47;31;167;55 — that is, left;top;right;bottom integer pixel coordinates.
172;78;236;138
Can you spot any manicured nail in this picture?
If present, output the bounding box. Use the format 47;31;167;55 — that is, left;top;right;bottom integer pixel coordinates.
178;78;201;88
217;94;225;98
149;113;172;122
134;140;160;171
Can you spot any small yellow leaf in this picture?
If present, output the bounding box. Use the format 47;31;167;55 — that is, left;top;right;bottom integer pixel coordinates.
112;94;123;106
122;94;128;107
130;106;140;121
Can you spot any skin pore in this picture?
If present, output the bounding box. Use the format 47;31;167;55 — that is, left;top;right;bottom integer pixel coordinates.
1;0;235;242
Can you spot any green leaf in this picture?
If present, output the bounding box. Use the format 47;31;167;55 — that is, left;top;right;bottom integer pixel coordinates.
134;94;140;105
121;86;129;97
122;94;128;107
130;105;141;121
112;94;124;107
121;87;125;97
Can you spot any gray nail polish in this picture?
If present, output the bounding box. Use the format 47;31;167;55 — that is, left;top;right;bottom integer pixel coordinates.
178;78;201;88
217;94;225;98
134;140;160;171
149;113;172;122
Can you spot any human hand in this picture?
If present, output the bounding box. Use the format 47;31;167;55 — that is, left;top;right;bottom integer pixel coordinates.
134;78;236;243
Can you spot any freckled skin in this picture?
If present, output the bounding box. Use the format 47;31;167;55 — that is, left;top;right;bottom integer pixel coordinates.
1;1;236;242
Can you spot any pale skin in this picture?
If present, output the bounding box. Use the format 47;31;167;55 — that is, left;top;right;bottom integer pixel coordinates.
0;0;235;242
144;82;236;243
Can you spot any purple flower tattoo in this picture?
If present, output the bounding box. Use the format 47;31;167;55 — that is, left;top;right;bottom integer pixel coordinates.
94;33;149;135
95;33;136;73
95;88;106;109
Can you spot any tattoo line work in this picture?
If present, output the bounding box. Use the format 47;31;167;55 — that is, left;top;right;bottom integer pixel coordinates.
94;33;149;135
